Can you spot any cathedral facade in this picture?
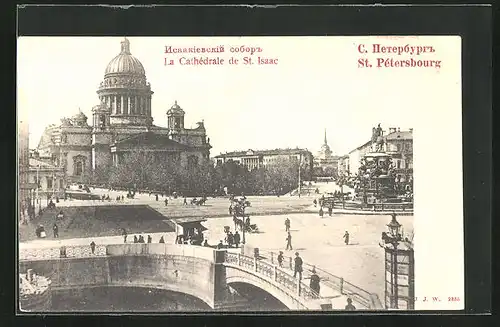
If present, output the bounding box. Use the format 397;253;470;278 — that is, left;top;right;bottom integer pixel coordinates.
36;38;211;183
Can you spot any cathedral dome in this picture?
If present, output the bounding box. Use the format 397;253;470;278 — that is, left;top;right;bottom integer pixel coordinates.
104;38;146;76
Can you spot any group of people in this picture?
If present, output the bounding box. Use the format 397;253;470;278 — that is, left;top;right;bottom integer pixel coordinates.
222;228;241;248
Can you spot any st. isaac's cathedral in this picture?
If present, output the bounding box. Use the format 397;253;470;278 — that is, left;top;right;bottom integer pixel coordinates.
36;38;211;183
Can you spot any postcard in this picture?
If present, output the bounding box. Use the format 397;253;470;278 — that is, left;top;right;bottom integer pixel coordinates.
17;35;463;312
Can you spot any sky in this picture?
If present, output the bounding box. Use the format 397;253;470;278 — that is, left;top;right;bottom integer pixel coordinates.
18;36;456;156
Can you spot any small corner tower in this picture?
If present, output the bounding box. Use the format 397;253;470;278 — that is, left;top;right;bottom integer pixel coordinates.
167;100;185;131
91;102;113;171
92;101;111;131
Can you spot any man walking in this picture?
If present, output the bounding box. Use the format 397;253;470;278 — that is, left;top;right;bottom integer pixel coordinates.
90;241;96;254
52;223;59;238
277;251;284;267
310;268;321;295
234;231;241;248
284;217;291;232
285;232;293;250
343;231;350;245
294;252;303;280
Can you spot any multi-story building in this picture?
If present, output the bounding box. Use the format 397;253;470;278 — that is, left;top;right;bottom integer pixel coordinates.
35;38;211;184
348;127;413;182
28;150;66;201
18;118;33;222
214;148;314;177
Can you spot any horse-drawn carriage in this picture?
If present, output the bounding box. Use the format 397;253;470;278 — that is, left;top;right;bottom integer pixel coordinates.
191;197;207;206
233;215;259;233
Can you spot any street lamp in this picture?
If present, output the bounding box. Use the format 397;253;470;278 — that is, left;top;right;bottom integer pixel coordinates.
386;212;402;242
380;212;414;310
298;153;302;198
36;164;41;212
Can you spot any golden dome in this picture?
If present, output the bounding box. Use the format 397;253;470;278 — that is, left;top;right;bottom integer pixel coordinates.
104;38;146;76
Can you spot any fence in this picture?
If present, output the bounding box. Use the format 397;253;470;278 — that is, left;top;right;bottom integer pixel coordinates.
224;252;319;301
330;201;413;212
258;250;383;309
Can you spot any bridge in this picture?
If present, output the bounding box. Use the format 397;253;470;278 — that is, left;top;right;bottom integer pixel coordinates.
19;243;382;311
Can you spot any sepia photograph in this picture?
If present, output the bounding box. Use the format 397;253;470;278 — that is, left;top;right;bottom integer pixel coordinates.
17;35;463;312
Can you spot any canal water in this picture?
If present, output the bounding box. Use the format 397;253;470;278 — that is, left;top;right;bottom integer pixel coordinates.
52;287;211;312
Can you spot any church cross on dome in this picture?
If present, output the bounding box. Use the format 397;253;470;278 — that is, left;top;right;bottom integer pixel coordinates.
120;37;131;55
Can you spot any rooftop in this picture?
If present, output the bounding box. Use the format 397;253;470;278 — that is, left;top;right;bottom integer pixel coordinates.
215;148;311;158
29;158;59;170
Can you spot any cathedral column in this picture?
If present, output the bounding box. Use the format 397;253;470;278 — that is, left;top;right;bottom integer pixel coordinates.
120;95;124;114
134;96;138;115
127;96;131;115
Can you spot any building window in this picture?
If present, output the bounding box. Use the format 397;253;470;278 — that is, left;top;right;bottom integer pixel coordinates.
397;144;402;152
47;177;53;189
396;160;401;169
75;162;83;176
60;179;64;189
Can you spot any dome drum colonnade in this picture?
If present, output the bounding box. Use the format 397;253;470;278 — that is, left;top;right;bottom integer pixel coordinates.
97;38;154;126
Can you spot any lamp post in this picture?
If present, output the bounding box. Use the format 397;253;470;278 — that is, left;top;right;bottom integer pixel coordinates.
36;164;41;212
298;153;302;198
380;212;414;310
241;202;247;245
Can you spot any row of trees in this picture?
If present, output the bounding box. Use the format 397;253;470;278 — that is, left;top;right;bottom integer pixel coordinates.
89;151;311;196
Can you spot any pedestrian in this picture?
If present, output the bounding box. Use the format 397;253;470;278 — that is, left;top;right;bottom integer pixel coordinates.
133;235;138;243
293;252;303;280
313;199;317;207
343;231;350;245
139;235;145;243
234;231;241;248
90;241;96;254
159;236;165;243
227;232;234;248
328;206;333;216
310;267;321;295
228;205;232;215
217;240;224;249
277;251;284;267
286;232;293;250
52;223;59;238
147;235;152;243
155;194;159;201
345;298;356;311
285;217;290;232
183;197;187;205
165;198;168;206
319;207;324;217
203;239;209;247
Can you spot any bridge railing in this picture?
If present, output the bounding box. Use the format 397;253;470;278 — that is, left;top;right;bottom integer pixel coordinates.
258;250;383;309
224;252;319;301
19;244;107;261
